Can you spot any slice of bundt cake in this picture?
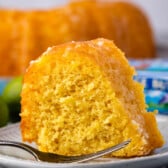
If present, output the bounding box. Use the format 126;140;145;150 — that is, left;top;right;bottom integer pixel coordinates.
20;38;164;157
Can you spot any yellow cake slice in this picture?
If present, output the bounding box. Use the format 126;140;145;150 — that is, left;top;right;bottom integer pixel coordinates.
20;38;164;157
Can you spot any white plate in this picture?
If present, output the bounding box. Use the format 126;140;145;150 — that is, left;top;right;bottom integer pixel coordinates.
0;115;168;168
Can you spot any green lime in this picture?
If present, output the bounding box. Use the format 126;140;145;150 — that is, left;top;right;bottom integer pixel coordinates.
0;96;9;127
2;76;23;122
2;76;23;104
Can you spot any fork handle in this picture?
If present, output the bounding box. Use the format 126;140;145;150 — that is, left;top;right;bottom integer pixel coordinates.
0;140;39;160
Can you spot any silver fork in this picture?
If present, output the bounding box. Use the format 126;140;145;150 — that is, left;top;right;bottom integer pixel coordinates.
0;139;130;163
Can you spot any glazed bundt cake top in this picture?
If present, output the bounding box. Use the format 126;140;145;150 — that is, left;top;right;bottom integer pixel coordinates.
20;38;163;157
0;0;155;76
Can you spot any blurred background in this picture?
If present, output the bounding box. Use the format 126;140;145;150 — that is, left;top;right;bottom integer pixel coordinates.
0;0;168;37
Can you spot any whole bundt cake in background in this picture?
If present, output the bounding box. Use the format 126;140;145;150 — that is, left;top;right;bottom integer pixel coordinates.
20;38;163;157
0;0;155;76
